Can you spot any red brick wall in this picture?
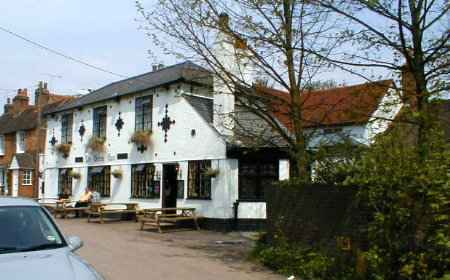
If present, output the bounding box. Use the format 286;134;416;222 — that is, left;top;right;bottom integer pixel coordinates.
0;131;41;198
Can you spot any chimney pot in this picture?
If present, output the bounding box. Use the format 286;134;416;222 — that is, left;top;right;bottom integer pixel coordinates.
401;64;417;109
219;13;229;30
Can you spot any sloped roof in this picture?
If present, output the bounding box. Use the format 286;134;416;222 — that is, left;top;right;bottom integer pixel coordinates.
45;61;212;115
10;153;35;169
42;94;77;115
184;95;213;123
0;94;75;134
259;80;393;130
0;108;39;134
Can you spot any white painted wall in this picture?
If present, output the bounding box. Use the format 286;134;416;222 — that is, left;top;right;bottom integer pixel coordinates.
365;88;403;143
43;83;241;219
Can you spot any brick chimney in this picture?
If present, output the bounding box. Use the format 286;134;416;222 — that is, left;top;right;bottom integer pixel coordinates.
3;98;13;114
35;81;50;106
401;64;417;109
12;88;30;112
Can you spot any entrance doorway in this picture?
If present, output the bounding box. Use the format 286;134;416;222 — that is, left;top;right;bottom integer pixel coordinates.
162;164;177;209
11;170;19;197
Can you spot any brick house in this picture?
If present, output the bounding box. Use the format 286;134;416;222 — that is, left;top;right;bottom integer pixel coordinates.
0;83;74;198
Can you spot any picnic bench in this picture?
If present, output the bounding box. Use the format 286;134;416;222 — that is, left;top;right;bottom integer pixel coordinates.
138;207;200;233
37;197;59;213
87;202;139;224
53;200;90;219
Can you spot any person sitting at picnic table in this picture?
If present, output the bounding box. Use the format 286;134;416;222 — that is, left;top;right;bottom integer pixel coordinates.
75;187;93;208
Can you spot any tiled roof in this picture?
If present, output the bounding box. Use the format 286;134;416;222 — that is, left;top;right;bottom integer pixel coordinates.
184;95;213;123
14;153;35;169
0;94;75;134
44;61;212;114
42;94;77;115
259;80;393;130
0;108;39;134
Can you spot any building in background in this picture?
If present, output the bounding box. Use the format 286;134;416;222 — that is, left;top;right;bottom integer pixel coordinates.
0;83;74;198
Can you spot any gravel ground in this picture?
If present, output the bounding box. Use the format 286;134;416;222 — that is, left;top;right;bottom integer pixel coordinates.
57;218;283;280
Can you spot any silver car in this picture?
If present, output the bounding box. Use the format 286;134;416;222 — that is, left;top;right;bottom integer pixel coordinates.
0;196;104;280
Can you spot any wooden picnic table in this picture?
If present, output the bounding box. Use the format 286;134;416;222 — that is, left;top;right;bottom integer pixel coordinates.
139;207;200;233
53;199;90;219
87;202;139;224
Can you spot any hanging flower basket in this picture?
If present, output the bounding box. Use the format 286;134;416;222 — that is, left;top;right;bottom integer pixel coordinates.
56;143;71;158
130;130;152;147
87;136;106;153
112;169;123;179
68;170;81;179
204;167;220;178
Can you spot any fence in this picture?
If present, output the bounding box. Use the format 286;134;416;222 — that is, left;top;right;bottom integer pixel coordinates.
265;183;369;252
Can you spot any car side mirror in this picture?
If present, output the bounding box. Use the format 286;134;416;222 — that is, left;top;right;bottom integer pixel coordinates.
67;235;83;252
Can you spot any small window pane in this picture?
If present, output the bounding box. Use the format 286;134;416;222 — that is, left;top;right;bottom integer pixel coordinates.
58;168;72;198
131;164;159;199
188;160;211;199
88;166;110;197
22;170;32;185
135;96;153;131
61;114;73;144
238;160;278;201
93;107;107;139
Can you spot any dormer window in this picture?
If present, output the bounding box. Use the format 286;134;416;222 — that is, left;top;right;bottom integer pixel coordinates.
61;113;73;144
93;106;107;139
16;131;26;153
135;96;153;131
0;135;5;155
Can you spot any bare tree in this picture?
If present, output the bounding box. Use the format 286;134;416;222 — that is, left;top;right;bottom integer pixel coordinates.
136;0;344;178
313;0;449;151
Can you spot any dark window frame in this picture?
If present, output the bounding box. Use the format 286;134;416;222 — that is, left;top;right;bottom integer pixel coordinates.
93;106;107;139
238;160;279;201
187;160;211;200
135;96;153;132
88;166;111;197
60;113;73;144
131;163;160;199
58;168;73;197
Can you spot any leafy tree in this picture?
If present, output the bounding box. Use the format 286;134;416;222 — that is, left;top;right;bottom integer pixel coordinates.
313;0;449;153
136;0;346;178
343;123;450;279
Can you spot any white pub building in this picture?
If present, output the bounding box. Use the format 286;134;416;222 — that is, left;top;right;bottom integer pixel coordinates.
42;56;293;230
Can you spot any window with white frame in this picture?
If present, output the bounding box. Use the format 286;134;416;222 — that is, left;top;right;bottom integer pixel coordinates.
16;131;26;153
22;170;33;185
0;135;5;155
0;168;5;187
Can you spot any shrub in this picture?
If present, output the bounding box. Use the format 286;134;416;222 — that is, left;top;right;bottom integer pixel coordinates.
203;167;219;178
343;127;450;279
111;169;123;179
253;237;356;280
56;143;71;158
68;170;81;179
87;136;106;153
130;130;152;147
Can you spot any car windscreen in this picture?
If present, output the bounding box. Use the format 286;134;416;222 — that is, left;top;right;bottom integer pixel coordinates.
0;206;65;254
